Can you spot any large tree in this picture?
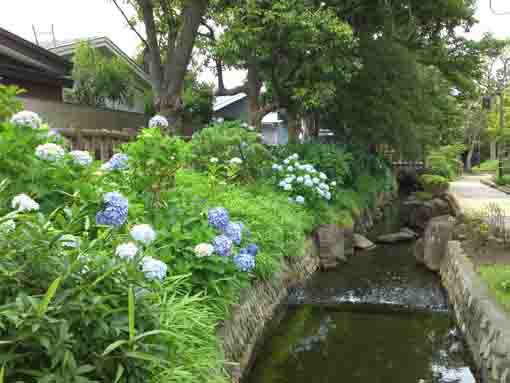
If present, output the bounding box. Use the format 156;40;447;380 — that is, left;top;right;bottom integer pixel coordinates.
210;0;357;137
112;0;209;131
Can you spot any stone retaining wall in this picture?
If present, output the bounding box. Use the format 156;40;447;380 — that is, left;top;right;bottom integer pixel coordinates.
220;188;396;382
220;239;320;382
441;241;510;383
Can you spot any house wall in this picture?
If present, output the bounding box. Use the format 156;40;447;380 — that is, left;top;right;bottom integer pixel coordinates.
19;96;147;132
2;77;63;101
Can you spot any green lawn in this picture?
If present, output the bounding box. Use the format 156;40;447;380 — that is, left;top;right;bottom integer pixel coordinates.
478;265;510;313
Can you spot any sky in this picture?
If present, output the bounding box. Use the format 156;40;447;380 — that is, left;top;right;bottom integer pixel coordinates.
1;0;510;87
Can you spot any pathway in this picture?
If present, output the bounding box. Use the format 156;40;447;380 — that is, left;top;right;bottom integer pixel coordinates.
449;174;510;216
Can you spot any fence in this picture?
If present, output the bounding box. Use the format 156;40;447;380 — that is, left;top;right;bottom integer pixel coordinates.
19;96;147;160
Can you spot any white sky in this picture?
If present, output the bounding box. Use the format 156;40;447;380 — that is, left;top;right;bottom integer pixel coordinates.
1;0;510;88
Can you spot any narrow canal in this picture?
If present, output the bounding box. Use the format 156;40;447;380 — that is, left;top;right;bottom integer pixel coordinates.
246;202;477;383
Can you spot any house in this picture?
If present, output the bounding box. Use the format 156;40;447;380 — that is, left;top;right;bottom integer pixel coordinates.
40;36;150;114
213;93;289;145
0;27;73;101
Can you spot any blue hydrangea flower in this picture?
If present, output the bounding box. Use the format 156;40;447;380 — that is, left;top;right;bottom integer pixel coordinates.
213;235;233;257
208;207;230;231
141;256;167;280
223;221;243;245
233;250;256;272
96;192;128;227
245;243;259;257
102;153;129;171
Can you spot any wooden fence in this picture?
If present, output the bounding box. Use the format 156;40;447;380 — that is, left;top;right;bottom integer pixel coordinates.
58;128;137;161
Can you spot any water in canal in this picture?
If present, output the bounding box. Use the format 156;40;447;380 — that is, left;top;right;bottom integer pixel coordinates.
246;202;476;383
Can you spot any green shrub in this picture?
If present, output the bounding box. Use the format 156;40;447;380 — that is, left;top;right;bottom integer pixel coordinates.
0;84;23;120
496;175;510;186
271;142;353;186
478;265;510;313
420;174;449;187
473;159;499;174
426;144;464;180
0;206;167;382
191;121;271;182
414;191;434;201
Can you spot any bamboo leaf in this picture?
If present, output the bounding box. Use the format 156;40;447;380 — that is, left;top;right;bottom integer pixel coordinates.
128;287;135;342
37;277;61;317
102;340;129;356
114;364;125;383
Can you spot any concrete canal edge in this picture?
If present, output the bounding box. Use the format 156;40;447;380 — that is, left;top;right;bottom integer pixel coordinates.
441;241;510;383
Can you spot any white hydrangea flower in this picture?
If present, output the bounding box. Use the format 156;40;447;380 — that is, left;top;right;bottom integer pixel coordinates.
319;172;328;180
247;125;255;131
194;243;214;258
148;115;169;129
141;256;167;280
10;110;42;129
272;164;280;171
130;224;156;245
35;143;65;162
115;242;139;260
304;174;311;180
319;183;329;190
217;117;225;123
283;183;292;191
69;150;93;167
283;159;290;165
324;191;332;200
296;176;304;183
59;234;80;249
304;179;314;187
331;181;337;187
12;194;39;212
279;181;288;188
229;157;243;165
295;196;305;204
0;220;16;233
287;166;294;172
210;157;219;163
312;177;320;184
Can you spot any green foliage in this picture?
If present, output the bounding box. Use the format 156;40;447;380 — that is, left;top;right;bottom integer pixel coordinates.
191;121;271;182
426;144;465;180
271;143;353;186
478;265;510;313
182;74;214;124
67;42;136;108
0;206;166;382
0;85;23;120
420;174;449;188
0;121;100;212
174;171;314;280
414;191;434;202
496;175;510;186
473;160;499;173
123;128;190;196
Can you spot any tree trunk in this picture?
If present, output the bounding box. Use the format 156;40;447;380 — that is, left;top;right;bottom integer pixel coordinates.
466;140;475;172
246;62;262;130
287;110;301;143
491;140;498;160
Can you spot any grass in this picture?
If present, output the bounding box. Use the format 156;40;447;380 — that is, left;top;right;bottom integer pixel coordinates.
473;159;498;173
478;264;510;313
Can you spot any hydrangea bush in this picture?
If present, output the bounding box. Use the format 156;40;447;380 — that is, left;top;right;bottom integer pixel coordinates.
272;153;337;206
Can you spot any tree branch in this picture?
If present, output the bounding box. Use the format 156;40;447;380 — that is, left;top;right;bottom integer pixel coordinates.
111;0;149;48
215;83;248;96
